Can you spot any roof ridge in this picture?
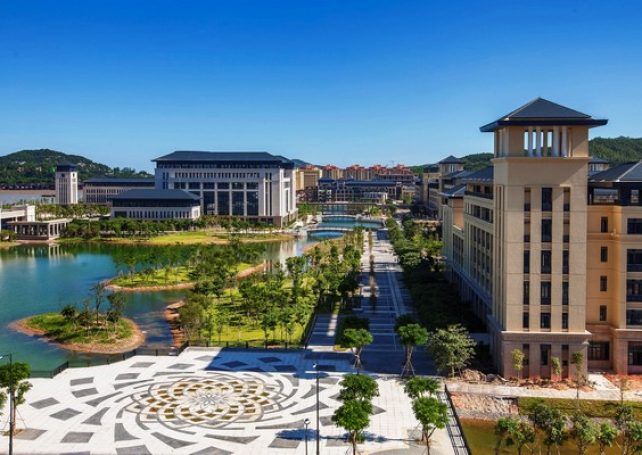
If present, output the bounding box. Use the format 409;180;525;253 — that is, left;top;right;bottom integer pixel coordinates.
617;160;642;182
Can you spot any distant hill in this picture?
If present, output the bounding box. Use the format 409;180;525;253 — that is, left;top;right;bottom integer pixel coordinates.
411;137;642;175
0;149;151;187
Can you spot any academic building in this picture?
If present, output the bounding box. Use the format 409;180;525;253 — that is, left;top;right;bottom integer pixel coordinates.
83;177;155;204
153;151;297;226
439;98;642;377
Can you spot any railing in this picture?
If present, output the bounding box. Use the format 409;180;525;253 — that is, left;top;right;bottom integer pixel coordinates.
464;190;493;200
443;386;471;455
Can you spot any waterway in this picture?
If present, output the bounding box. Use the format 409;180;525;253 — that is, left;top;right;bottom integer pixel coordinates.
0;238;313;370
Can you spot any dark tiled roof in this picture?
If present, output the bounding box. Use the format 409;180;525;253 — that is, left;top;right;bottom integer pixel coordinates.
84;177;155;185
423;164;439;173
153;151;293;165
462;166;494;183
56;162;77;170
439;155;464;164
440;184;466;198
480;98;608;132
111;189;200;201
443;170;472;180
589;161;642;183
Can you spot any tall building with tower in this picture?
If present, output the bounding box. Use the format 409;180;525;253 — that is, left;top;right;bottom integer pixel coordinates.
55;162;79;205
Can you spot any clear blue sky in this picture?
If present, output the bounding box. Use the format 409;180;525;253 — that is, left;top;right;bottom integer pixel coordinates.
1;0;641;172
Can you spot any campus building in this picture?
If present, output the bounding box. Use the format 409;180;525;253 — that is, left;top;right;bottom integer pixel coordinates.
55;163;79;205
153;151;297;226
111;189;201;220
83;177;155;204
440;98;634;377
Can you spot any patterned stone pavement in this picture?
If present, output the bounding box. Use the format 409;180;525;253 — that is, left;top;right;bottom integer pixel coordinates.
1;348;456;455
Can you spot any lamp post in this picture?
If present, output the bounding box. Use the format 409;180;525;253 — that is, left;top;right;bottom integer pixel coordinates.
303;417;310;455
0;353;13;455
312;363;320;455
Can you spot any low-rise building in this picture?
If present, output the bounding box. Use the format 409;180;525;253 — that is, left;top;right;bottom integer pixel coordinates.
111;189;201;220
83;177;155;204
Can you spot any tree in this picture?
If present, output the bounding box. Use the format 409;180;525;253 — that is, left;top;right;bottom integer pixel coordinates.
495;417;516;455
332;399;372;454
396;323;429;377
90;282;107;326
570;413;597;455
260;309;279;343
511;349;525;380
616;404;637;455
507;419;536;455
342;328;373;371
0;362;32;436
527;402;566;455
551;356;562;382
427;324;476;377
412;397;448;454
107;291;127;333
178;301;203;340
338;374;379;403
571;351;585;401
404;376;440;400
596;421;617;455
60;304;78;329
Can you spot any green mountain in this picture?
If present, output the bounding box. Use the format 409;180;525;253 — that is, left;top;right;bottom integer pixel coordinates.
412;137;642;175
0;149;151;186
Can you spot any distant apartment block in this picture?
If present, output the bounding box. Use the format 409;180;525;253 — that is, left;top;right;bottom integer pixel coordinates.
153;151;297;226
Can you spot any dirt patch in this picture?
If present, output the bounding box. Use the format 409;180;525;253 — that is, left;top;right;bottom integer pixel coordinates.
164;300;187;348
604;374;642;392
10;317;145;354
450;392;518;420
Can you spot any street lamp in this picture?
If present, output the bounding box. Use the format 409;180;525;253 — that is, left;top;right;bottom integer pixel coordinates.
312;362;320;455
303;418;311;455
0;353;13;455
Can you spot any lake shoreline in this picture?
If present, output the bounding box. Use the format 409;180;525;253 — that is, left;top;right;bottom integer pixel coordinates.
10;316;146;354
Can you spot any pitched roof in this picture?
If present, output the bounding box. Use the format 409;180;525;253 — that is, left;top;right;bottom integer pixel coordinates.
439;184;466;198
111;189;200;201
480;98;608;132
439;155;464;164
462;166;494;183
153;151;294;166
589;161;642;183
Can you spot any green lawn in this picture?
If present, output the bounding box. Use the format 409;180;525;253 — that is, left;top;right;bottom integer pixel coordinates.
111;263;253;288
25;312;134;345
146;230;291;245
461;418;622;455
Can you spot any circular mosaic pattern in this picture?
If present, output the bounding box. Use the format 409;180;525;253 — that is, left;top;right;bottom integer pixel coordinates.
124;373;290;429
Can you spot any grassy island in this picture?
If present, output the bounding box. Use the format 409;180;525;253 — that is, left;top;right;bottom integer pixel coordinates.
14;312;143;354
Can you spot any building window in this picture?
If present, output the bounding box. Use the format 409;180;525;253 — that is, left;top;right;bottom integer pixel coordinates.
600;276;608;292
541;344;551;366
541;250;552;274
628;250;642;272
627;280;642;301
562;313;569;330
627;309;642;326
600;305;607;321
601;246;608;262
589;342;610;361
522;312;529;329
562;282;569;306
541;282;551;305
540;312;551;329
523;282;530;305
522;344;530;366
524;250;530;273
541;219;552;242
626;218;642;235
247;191;259;216
601;217;609;233
563;250;569;274
628;342;642;366
542;188;553;211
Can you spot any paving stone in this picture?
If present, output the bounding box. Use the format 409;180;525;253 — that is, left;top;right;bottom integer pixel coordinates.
190;448;232;455
326;437;351;447
259;356;282;363
82;407;109;426
205;434;259;445
61;432;93;443
268;437;300;448
14;428;46;440
292;401;329;415
195;355;215;362
301;386;325;399
69;377;94;386
257;419;308;430
50;408;81;421
85;392;121;407
153;431;195;448
115;373;140;380
115;423;138;441
130;362;155;368
72;387;99;398
167;363;193;370
60;452;91;455
114;379;153;390
116;445;152;455
30;397;59;409
274;364;297;372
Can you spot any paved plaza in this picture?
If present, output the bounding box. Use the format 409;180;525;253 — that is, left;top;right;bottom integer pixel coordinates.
2;348;455;454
